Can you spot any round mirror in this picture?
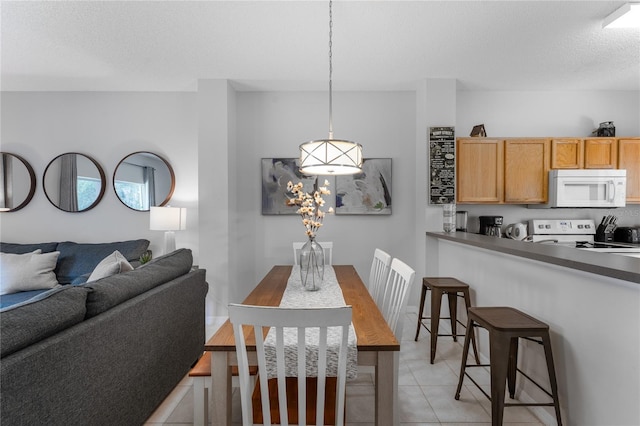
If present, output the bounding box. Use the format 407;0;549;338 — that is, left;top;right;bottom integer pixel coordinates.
0;152;37;212
43;153;106;212
113;152;175;211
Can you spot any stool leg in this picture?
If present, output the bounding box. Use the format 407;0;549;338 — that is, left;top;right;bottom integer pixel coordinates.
542;335;563;426
414;284;428;341
454;316;474;400
430;288;443;364
447;291;458;342
463;291;481;365
489;333;511;426
507;337;519;398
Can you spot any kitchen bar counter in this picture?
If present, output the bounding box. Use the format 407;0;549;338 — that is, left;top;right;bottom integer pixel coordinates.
426;231;640;284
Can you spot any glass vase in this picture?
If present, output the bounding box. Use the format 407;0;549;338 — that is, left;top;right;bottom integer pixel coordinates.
299;238;324;291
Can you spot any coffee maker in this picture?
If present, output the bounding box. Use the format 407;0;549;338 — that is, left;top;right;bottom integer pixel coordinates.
479;216;503;237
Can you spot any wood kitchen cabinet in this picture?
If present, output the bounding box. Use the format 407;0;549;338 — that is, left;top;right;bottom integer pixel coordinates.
550;138;583;168
618;138;640;203
504;139;550;203
584;138;617;168
456;138;504;203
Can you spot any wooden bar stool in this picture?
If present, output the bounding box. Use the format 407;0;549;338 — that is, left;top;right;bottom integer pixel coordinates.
455;307;562;426
414;277;479;364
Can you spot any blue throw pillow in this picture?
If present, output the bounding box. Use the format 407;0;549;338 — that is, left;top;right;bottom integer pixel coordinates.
55;240;150;284
0;242;59;254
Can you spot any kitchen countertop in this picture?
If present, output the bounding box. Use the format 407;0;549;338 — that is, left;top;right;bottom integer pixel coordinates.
426;231;640;284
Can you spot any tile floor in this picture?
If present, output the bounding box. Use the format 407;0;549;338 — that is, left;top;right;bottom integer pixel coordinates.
145;312;547;425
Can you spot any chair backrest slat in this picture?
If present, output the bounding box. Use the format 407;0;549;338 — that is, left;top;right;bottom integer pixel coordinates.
368;248;392;307
379;258;416;340
229;304;352;426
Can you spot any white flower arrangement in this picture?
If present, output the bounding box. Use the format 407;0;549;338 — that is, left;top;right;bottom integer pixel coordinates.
286;179;334;239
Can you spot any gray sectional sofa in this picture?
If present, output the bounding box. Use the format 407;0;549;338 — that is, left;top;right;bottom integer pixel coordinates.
0;241;208;425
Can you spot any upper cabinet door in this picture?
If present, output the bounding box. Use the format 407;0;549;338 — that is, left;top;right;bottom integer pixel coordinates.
584;138;617;169
504;139;550;204
618;138;640;204
551;138;583;169
456;138;504;203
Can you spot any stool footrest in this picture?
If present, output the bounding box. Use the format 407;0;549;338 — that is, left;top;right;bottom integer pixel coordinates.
516;367;555;399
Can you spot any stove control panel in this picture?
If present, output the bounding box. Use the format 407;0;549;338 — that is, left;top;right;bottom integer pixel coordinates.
529;219;596;235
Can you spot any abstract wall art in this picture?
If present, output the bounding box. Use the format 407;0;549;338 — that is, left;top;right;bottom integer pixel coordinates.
261;158;316;215
335;158;392;215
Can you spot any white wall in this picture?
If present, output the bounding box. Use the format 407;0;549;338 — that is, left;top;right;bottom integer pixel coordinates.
457;90;640;137
0;92;199;259
232;90;417;303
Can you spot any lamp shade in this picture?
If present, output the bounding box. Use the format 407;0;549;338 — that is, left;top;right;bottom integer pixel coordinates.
149;206;186;231
299;139;363;175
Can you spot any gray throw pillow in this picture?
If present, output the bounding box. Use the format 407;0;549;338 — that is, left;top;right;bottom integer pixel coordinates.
0;250;60;295
87;250;133;282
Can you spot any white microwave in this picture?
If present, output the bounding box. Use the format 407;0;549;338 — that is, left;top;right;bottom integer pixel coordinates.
531;169;627;208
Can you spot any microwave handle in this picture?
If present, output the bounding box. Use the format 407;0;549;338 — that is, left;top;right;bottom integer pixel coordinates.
609;181;615;202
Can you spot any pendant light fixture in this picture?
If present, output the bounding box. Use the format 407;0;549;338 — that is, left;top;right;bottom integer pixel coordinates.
299;0;363;176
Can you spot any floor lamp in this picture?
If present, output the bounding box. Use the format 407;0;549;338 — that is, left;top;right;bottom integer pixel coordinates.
150;206;186;255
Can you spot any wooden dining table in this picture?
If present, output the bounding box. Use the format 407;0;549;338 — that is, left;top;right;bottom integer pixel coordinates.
205;265;400;426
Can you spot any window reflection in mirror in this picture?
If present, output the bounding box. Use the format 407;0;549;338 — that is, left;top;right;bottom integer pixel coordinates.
0;152;37;212
43;153;106;212
113;152;175;211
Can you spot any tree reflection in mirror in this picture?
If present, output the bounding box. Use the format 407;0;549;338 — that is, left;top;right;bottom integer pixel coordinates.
113;152;175;212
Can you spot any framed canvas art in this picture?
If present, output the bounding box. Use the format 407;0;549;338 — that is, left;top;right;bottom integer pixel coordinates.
335;158;392;215
261;158;316;215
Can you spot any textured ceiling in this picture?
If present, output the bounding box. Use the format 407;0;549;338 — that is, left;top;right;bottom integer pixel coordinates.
1;0;639;92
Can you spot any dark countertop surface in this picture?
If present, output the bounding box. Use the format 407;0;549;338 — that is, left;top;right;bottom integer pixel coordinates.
426;231;640;284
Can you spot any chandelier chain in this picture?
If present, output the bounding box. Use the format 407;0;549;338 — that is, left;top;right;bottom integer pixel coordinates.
328;0;333;139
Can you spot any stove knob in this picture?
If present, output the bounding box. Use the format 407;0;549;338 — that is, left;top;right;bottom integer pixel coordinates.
545;225;551;229
578;224;583;229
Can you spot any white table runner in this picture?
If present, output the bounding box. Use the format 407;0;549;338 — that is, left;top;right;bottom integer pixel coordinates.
264;265;358;380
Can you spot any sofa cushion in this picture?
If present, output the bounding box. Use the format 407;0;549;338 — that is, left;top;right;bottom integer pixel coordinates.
0;242;59;254
55;239;150;284
87;250;134;282
0;285;88;357
0;250;60;295
83;248;193;318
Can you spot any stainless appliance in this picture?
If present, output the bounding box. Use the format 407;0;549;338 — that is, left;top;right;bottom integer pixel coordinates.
479;216;503;237
529;219;640;258
530;169;626;208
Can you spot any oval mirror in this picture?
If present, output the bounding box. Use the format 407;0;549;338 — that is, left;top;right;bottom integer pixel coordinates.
0;152;37;212
113;152;175;211
43;153;106;212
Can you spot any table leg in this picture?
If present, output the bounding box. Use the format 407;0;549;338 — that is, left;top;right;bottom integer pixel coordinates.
211;351;232;426
375;350;397;426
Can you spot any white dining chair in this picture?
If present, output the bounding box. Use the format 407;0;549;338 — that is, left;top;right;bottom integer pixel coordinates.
229;303;352;426
368;248;392;308
292;241;333;266
378;258;416;340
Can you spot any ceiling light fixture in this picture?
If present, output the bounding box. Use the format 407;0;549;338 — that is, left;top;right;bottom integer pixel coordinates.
603;3;640;28
299;0;363;176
